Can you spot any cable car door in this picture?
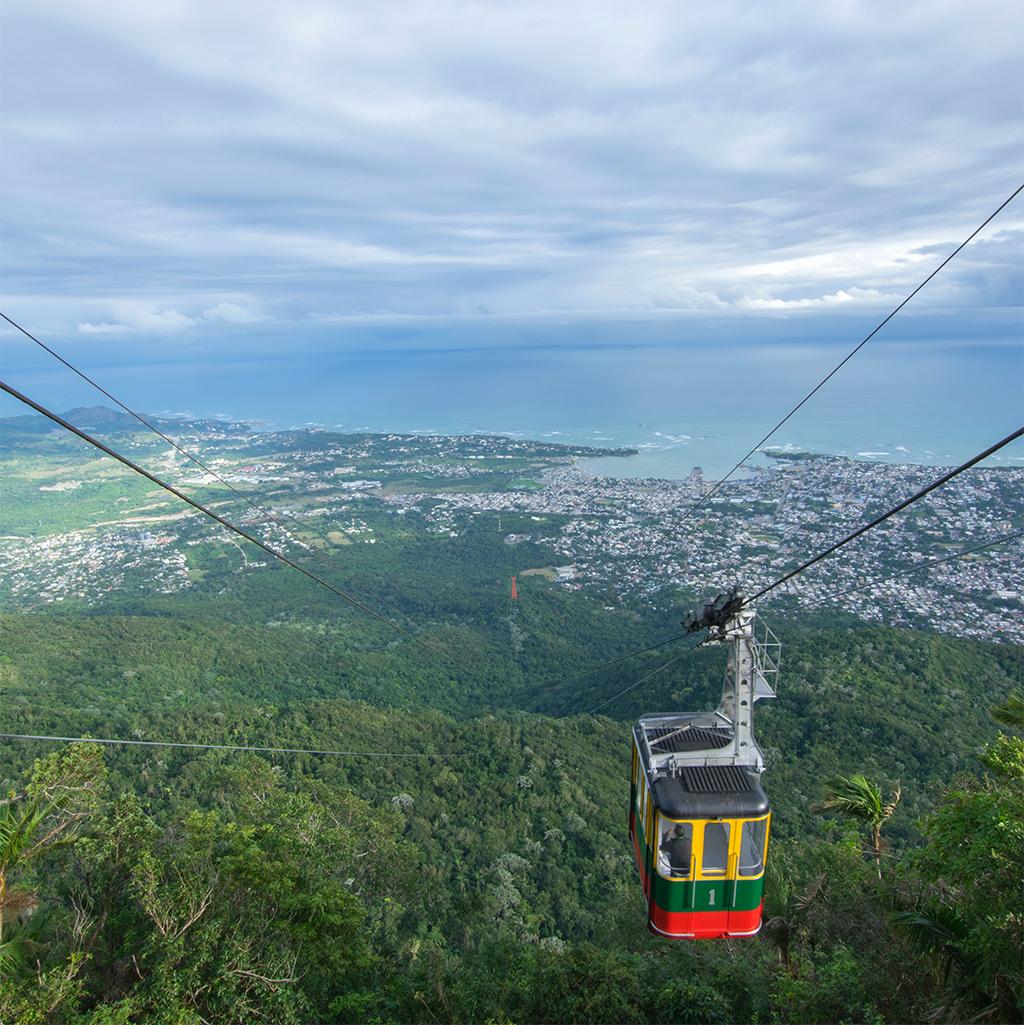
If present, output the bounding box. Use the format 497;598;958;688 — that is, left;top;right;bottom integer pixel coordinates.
729;817;769;934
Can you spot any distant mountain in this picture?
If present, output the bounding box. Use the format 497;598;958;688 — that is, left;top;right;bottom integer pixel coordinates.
0;404;252;435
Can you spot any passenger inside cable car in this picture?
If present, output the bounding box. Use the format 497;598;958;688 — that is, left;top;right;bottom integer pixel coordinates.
659;822;692;878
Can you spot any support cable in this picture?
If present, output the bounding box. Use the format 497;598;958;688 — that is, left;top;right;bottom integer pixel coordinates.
541;431;1021;718
0;733;449;760
569;632;689;684
684;182;1024;519
0;378;426;645
582;483;1021;719
587;638;707;716
0;310;296;535
779;528;1024;612
746;426;1024;604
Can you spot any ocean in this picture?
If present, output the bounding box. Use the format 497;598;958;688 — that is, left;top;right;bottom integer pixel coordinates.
2;335;1022;479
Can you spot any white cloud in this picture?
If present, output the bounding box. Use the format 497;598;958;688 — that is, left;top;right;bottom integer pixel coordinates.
72;298;268;335
202;302;261;323
736;287;896;312
2;0;1021;334
76;321;132;335
77;306;196;334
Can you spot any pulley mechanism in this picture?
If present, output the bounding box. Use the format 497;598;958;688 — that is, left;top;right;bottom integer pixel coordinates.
682;585;745;636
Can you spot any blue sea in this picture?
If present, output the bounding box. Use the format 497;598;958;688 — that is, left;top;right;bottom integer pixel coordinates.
2;335;1022;479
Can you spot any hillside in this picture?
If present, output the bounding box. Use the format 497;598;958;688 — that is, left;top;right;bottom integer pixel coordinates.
1;415;1021;1022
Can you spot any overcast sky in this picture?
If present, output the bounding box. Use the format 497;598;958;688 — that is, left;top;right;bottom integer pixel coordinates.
1;0;1021;352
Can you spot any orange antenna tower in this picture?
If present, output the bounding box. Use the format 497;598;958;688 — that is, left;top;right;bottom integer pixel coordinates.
510;575;519;601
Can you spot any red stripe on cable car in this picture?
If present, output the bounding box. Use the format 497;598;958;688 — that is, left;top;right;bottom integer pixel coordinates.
649;901;763;939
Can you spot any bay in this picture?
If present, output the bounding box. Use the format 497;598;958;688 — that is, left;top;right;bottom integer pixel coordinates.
2;337;1021;479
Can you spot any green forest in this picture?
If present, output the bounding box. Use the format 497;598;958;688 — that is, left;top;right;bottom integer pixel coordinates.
1;553;1022;1023
1;422;1022;1023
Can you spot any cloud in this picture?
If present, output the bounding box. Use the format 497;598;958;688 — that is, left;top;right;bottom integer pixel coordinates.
1;0;1021;338
77;306;197;334
736;287;897;312
202;302;261;323
76;322;132;336
74;298;265;335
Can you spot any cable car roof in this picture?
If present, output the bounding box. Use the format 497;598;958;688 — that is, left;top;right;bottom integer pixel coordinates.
651;768;769;819
633;712;771;818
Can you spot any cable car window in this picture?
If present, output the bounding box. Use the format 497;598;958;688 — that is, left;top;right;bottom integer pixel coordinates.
657;817;692;878
701;821;730;875
739;819;767;876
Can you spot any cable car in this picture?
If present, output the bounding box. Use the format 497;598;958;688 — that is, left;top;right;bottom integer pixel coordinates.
629;591;779;939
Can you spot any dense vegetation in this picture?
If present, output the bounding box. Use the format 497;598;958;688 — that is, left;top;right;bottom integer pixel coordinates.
1;710;1021;1023
1;420;1021;1022
1;591;1021;1022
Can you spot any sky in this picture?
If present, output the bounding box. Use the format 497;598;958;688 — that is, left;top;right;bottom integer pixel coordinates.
0;0;1022;361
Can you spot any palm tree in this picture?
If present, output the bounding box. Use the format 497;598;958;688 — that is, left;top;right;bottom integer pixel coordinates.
990;689;1024;731
0;793;50;974
0;745;103;978
812;774;901;878
0;787;88;977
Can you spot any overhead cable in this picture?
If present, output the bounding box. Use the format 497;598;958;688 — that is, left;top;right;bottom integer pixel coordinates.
585;520;1023;719
684;182;1024;518
747;426;1024;603
781;528;1024;612
587;638;707;716
0;733;447;760
0;378;425;644
0;310;296;534
569;631;689;684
